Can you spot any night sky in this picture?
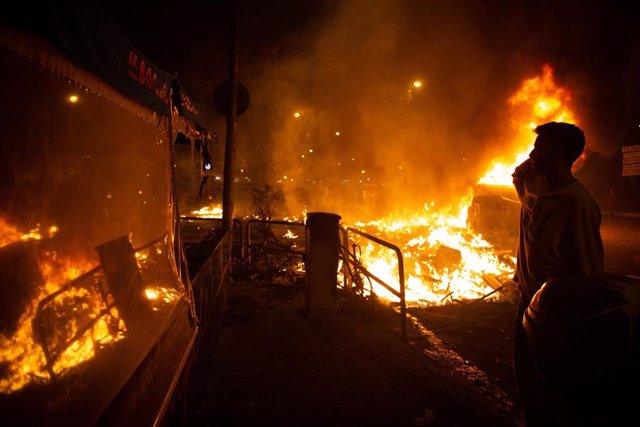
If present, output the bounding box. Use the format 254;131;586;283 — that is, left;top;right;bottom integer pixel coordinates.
101;0;640;212
102;0;640;139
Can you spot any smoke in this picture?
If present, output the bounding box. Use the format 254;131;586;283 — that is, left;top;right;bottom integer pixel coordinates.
103;0;640;218
170;0;639;221
235;1;524;221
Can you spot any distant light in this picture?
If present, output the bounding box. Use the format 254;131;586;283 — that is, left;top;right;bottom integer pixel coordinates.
398;166;403;170
361;170;366;174
240;169;244;173
301;154;305;158
204;162;212;170
335;131;340;136
293;112;301;118
67;94;79;103
138;190;143;195
413;80;422;88
309;149;313;153
351;158;355;161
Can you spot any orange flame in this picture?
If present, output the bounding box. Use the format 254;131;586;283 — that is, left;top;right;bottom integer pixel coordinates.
0;219;126;394
478;64;577;185
144;285;181;312
283;229;298;239
189;204;223;218
0;217;58;249
348;65;577;306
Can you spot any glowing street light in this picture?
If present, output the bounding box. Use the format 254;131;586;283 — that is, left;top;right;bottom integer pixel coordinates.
293;111;301;118
67;94;79;103
406;80;423;101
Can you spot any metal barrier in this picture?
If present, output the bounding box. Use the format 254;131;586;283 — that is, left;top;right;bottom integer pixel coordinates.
233;218;244;262
245;219;305;262
340;226;407;342
33;234;170;380
34;264;105;380
238;219;306;286
190;229;232;337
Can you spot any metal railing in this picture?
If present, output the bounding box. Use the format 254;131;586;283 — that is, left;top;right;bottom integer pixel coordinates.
33;234;170;380
245;219;305;262
34;264;105;380
340;226;407;342
190;228;232;337
237;219;306;286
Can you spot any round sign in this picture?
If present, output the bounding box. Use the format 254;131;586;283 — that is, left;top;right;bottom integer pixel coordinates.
213;80;250;116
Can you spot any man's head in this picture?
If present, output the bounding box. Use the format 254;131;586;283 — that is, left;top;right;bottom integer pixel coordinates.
529;122;585;174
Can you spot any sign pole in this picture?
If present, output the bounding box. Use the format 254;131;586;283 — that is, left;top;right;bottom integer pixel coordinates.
222;0;239;230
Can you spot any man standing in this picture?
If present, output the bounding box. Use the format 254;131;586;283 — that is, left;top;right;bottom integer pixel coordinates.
512;122;604;426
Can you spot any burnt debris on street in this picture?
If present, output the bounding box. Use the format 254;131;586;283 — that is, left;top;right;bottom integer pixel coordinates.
1;1;640;426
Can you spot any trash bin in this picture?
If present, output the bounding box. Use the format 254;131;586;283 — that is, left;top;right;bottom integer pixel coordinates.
305;212;341;319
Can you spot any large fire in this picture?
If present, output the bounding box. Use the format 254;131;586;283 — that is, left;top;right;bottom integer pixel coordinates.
0;221;127;394
351;64;578;306
184;65;576;308
478;64;576;186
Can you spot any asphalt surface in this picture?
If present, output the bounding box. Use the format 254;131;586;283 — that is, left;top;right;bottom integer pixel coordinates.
183;281;520;427
181;213;639;427
600;214;640;276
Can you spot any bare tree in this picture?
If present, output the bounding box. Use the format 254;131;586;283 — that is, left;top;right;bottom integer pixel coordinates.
251;184;284;221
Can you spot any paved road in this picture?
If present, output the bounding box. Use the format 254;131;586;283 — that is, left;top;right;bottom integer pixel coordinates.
601;214;640;276
183;282;520;427
181;212;638;427
411;211;640;420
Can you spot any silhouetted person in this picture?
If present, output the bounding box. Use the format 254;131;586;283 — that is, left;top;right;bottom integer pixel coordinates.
512;122;604;426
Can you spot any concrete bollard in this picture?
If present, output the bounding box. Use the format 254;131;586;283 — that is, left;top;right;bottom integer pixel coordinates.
305;212;341;319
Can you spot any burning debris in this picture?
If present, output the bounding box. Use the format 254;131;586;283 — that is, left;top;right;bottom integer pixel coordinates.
189;204;223;218
349;192;515;306
182;66;579;310
0;228;127;393
337;65;581;307
0;218;187;394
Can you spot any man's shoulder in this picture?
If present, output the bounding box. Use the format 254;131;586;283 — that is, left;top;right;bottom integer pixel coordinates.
564;180;601;211
540;179;598;209
567;179;596;199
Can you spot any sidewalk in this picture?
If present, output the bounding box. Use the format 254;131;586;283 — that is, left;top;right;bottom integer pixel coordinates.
184;281;520;427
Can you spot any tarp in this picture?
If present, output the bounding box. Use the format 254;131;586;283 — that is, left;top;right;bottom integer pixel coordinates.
2;0;206;125
172;80;208;130
0;24;197;426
